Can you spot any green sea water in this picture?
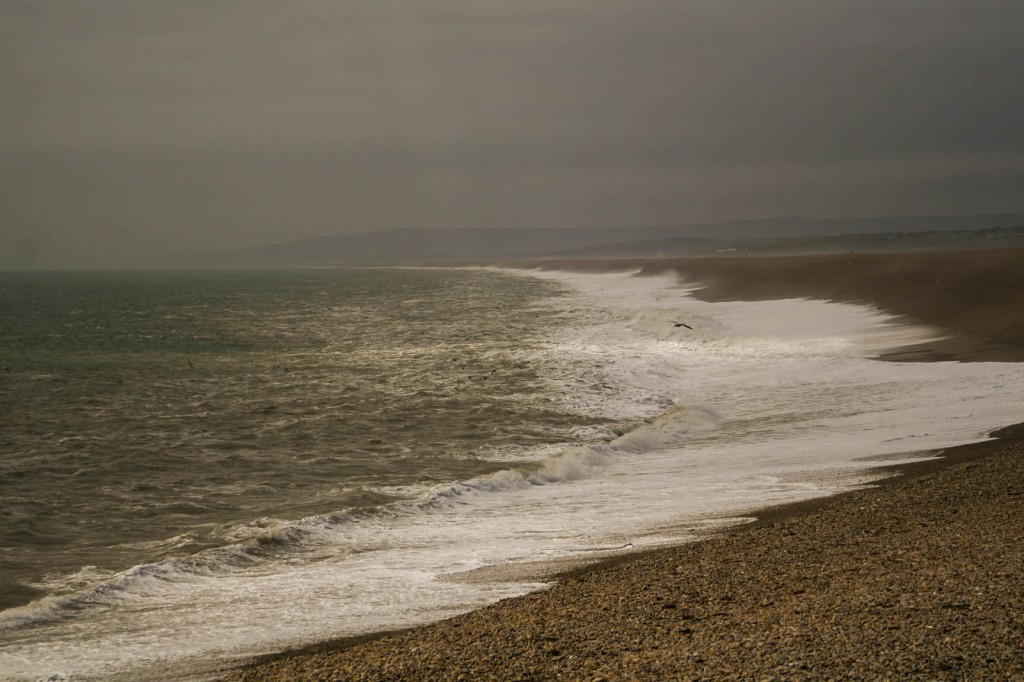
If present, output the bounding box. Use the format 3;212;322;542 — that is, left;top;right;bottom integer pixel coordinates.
0;267;590;610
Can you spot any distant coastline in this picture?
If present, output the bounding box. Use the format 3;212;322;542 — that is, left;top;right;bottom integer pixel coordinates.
128;213;1024;270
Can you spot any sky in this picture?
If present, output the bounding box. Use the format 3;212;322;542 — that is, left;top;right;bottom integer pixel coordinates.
2;1;1023;268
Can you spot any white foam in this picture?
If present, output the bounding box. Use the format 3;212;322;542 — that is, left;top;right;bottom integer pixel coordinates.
3;267;1022;682
610;404;721;453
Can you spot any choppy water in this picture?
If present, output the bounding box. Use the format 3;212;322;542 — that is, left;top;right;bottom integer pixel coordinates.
1;266;1021;681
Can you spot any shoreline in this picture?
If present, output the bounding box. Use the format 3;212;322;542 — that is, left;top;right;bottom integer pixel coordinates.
222;250;1024;680
525;248;1024;363
222;428;1024;681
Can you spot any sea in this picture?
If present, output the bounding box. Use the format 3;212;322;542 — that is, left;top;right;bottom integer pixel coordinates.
1;266;1021;681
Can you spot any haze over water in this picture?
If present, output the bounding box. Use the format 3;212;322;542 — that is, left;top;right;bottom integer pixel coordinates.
1;266;1021;681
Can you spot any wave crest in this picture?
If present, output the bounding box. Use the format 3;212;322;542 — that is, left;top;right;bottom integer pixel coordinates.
1;402;717;632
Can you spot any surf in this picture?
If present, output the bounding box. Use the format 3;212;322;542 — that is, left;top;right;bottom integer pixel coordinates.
2;266;1022;682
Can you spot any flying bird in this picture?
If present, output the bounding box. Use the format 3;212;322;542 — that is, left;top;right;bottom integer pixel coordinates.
671;321;693;330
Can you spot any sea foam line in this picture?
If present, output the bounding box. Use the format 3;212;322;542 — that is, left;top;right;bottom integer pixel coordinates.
0;401;720;632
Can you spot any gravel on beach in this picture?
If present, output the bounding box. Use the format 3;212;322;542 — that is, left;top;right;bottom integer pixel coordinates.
223;250;1024;681
223;432;1024;681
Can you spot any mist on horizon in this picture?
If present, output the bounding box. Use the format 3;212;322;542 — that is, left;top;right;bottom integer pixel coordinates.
3;1;1023;268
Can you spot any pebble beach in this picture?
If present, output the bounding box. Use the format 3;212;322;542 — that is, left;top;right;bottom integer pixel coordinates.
223;249;1024;681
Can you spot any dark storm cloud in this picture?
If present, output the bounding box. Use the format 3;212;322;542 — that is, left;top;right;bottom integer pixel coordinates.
2;1;1023;267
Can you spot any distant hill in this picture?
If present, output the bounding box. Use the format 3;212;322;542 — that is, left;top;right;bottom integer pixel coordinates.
558;224;1024;259
143;213;1024;267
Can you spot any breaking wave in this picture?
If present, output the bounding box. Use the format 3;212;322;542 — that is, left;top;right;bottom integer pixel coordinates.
0;402;721;632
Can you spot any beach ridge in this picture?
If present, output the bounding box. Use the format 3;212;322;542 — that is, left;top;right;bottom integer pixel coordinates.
222;250;1024;681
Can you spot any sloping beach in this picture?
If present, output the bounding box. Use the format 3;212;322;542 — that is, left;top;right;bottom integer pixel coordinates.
224;249;1024;681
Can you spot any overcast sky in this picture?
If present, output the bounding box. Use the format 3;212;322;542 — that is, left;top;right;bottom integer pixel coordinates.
3;1;1023;267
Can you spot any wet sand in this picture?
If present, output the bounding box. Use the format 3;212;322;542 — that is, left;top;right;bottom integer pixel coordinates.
223;249;1024;681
